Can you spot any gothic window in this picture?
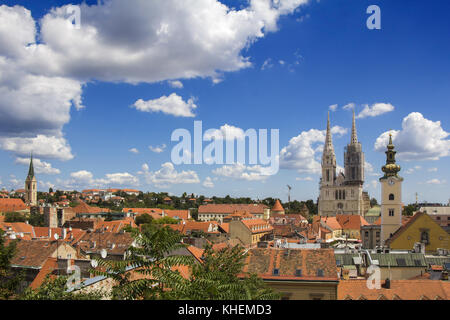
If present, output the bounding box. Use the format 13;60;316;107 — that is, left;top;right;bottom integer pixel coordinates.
337;203;344;209
421;231;429;244
389;194;395;201
343;190;346;200
326;170;330;182
352;167;356;179
335;190;338;200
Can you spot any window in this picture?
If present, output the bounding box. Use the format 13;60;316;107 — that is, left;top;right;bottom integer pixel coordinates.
326;169;330;182
389;194;395;201
317;269;324;277
421;231;429;244
396;258;406;266
335;260;341;266
389;209;395;217
376;232;380;238
295;269;302;277
273;268;280;276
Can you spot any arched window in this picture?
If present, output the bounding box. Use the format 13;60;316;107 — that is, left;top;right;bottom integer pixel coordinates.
389;194;395;201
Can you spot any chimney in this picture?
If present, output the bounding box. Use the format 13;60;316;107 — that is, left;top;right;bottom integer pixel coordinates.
382;278;391;289
62;228;67;240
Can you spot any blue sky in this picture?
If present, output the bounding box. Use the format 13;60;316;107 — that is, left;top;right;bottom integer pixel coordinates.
0;0;449;204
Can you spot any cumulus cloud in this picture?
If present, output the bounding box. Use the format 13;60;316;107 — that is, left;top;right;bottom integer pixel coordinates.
0;135;74;161
428;167;438;172
405;165;422;174
168;80;183;89
328;104;338;112
203;176;215;188
356;103;394;119
280;126;347;174
15;157;60;175
203;124;246;141
129;148;139;154
59;169;139;189
149;144;167;153
212;163;272;181
133;94;197;117
105;172;139;185
374;112;450;161
138;162;200;187
365;161;380;177
0;0;310;159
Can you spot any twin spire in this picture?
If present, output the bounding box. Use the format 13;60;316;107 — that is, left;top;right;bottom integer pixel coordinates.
325;109;358;152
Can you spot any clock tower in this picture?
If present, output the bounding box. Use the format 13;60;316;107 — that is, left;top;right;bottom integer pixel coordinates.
380;134;403;244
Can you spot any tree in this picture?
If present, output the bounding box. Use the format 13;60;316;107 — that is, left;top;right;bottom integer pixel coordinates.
402;204;416;216
92;225;194;300
4;212;26;223
370;198;378;207
0;230;21;299
20;275;105;300
135;213;154;226
167;244;280;300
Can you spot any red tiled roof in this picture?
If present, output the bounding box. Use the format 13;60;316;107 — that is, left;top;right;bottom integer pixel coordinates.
336;214;370;230
71;201;110;214
199;204;268;214
164;209;190;220
29;258;58;289
241;219;273;234
241;248;338;282
272;200;284;212
338;280;449;300
0;198;27;213
95;218;136;233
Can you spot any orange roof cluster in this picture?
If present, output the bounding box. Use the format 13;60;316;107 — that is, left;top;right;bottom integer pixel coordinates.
241;248;338;282
199;204;268;215
95;218;136;233
71;201;111;214
164;209;190;220
338;280;450;300
0;198;27;213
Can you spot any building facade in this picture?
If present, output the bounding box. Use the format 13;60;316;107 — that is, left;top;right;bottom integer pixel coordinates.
318;111;369;216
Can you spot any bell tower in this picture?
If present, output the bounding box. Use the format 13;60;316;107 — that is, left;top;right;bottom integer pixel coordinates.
321;112;336;187
380;134;403;244
25;154;37;206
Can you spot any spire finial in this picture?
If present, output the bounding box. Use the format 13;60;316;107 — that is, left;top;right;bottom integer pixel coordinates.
27;153;35;178
351;109;358;144
325;112;334;152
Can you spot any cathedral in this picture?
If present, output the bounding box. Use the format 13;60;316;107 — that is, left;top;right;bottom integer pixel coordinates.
318;111;370;216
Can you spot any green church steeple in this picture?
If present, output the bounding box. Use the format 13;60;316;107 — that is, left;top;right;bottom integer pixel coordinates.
27;154;35;179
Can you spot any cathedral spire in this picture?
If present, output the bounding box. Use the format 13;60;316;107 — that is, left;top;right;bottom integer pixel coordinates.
324;112;334;152
27;153;35;179
351;109;358;144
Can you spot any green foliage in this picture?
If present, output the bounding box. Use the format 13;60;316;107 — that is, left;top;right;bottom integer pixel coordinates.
402;204;417;216
152;216;179;225
166;244;280;300
370;198;379;207
28;211;45;227
91;225;194;300
4;212;26;223
20;275;105;300
135;213;153;226
0;230;21;299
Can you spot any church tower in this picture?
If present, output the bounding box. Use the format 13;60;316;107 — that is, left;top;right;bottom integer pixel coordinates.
25;154;37;206
321;112;336;187
344;110;364;186
380;134;403;244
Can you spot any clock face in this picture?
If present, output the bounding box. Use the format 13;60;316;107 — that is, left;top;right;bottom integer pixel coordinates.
388;179;395;186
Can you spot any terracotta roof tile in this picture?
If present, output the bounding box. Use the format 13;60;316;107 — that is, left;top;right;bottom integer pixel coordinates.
199;204;268;214
0;198;27;213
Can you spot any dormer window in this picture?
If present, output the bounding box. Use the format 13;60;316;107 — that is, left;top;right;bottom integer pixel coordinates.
317;269;324;277
273;268;280;276
295;269;302;277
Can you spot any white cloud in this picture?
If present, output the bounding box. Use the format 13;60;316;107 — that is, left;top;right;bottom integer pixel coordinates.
203;124;246;141
405;165;422;174
365;161;380;177
15;157;60;175
328;104;338;112
212;163;271;181
0;135;74;161
0;1;310;160
261;58;273;70
133;94;197;117
428;167;438;172
203;176;215;188
279;60;285;65
342;103;355;110
149;144;167;153
369;180;378;189
139;162;200;187
168;80;183;89
280;126;347;174
356;103;394;119
426;179;446;185
105;172;139;186
129;148;139;154
374;112;450;161
70;170;94;182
